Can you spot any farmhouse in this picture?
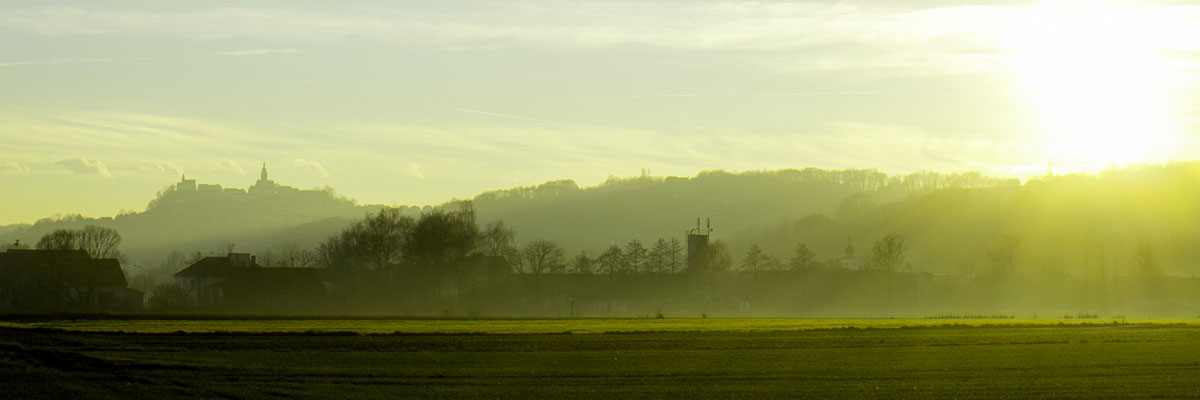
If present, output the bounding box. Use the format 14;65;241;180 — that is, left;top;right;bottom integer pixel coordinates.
175;253;347;313
0;248;142;312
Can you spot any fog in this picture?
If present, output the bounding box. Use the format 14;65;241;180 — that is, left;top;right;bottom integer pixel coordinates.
5;163;1200;317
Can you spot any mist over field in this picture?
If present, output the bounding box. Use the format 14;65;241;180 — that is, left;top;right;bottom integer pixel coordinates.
3;162;1200;317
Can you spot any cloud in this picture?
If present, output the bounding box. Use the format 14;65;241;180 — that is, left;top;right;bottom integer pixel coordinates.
405;163;424;179
5;4;1200;76
213;48;299;56
0;58;107;68
215;159;245;175
55;158;112;177
137;160;182;175
0;160;29;174
293;158;330;178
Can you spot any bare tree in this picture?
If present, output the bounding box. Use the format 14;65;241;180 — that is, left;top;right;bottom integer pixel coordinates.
36;226;123;259
666;237;684;273
623;239;647;275
741;244;769;273
519;239;566;275
319;207;413;271
597;245;623;280
648;238;670;274
869;232;907;271
788;243;817;271
1132;239;1161;277
986;234;1023;276
36;229;78;251
480;221;517;257
77;225;123;259
571;251;594;274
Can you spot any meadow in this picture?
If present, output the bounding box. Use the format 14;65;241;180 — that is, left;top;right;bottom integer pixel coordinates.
3;317;1200;398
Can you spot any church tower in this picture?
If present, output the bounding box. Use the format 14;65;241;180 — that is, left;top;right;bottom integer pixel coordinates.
250;162;276;194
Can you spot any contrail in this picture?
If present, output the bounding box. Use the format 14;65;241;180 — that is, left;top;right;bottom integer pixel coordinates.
455;108;542;122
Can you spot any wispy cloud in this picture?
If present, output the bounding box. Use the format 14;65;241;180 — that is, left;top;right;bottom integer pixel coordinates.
55;158;112;177
405;163;424;179
137;160;182;175
293;158;330;178
0;58;107;68
0;160;29;174
213;48;299;56
5;4;1200;75
216;159;245;175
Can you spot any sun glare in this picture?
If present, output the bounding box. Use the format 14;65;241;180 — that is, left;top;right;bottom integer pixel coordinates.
1007;2;1183;172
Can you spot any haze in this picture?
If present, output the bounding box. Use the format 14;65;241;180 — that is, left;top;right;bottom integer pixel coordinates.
4;0;1200;224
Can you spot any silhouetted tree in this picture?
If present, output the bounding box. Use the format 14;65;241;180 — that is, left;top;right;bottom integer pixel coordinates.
788;243;817;271
986;234;1023;276
319;207;413;271
35;225;124;260
623;239;647;275
480;220;518;263
402;203;480;274
571;251;594;274
147;282;194;311
648;238;670;274
666;237;684;273
741;244;769;273
869;232;907;271
36;229;77;251
1131;239;1161;277
519;240;566;275
696;239;732;274
262;242;318;268
597;244;623;280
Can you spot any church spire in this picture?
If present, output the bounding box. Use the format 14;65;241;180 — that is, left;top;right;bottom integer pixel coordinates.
260;163;269;182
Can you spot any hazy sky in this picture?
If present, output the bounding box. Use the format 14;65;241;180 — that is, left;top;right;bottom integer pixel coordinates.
3;0;1200;224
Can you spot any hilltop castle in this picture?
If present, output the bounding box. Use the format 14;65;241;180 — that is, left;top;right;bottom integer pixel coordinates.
174;163;302;196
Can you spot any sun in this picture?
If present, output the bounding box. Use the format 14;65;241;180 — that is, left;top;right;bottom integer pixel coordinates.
1006;2;1184;172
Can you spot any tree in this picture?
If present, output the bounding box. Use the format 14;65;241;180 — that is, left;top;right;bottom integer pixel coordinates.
480;220;518;263
696;239;732;274
519;240;566;275
402;203;481;272
262;242;319;268
35;225;123;259
869;232;907;271
147;282;194;311
740;244;769;273
571;251;594;274
37;229;77;251
666;237;684;273
985;234;1023;276
647;238;671;274
1131;239;1161;277
788;243;817;271
597;245;623;279
623;239;647;275
319;207;413;271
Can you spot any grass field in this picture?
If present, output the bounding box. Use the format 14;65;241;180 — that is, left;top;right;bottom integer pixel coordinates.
3;317;1200;398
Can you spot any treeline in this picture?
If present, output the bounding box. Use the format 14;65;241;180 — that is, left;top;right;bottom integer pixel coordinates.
466;168;1010;254
735;162;1200;278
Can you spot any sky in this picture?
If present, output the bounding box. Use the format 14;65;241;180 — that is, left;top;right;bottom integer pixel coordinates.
3;0;1200;225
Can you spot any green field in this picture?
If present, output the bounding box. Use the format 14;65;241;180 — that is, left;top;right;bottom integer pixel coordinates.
4;318;1200;398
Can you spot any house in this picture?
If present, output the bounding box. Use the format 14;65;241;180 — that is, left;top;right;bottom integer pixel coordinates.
175;253;345;313
0;249;142;312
